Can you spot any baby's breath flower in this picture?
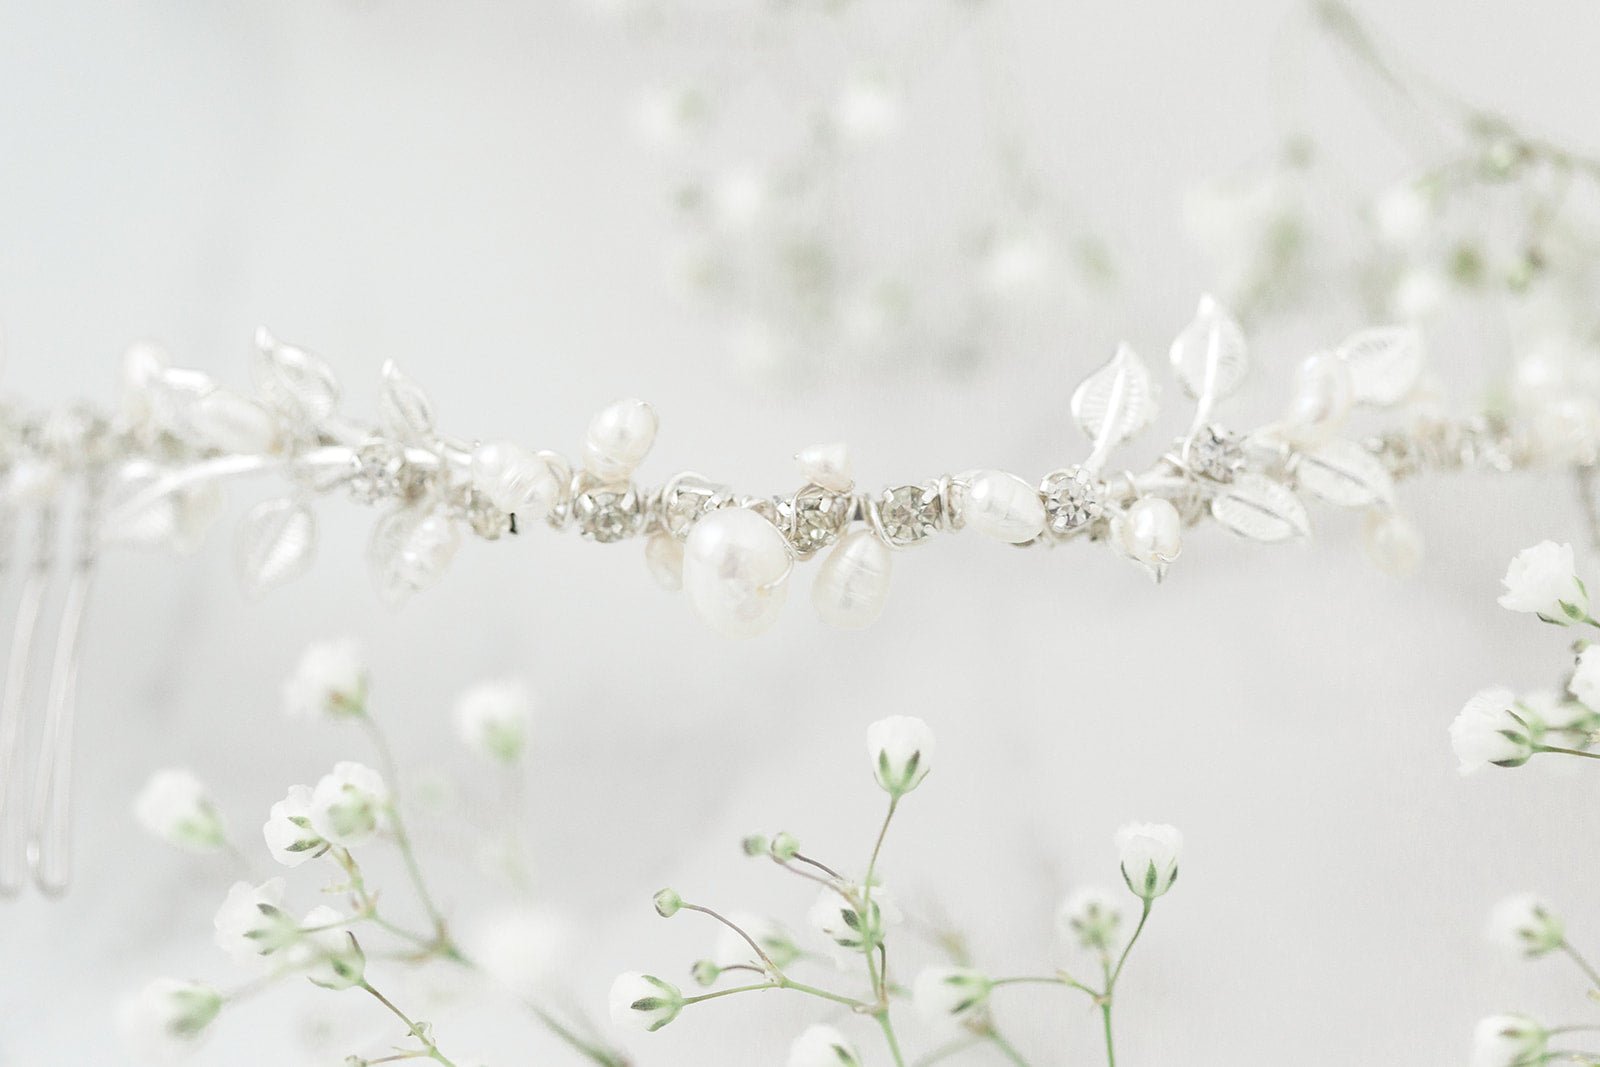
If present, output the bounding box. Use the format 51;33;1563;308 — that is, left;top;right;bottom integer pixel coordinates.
290;905;366;989
808;886;901;953
867;715;934;798
1571;645;1600;711
713;913;800;969
213;878;298;968
134;769;227;853
1115;822;1182;900
1471;1014;1546;1067
307;762;390;847
1520;687;1592;731
453;678;532;764
787;1024;863;1067
262;785;324;868
740;834;769;857
608;972;684;1032
1057;887;1124;952
1487;894;1564;957
1450;688;1534;774
652;888;684;918
1498;541;1588;625
769;832;800;862
282;639;368;720
689;959;720;987
116;978;222;1062
912;967;993;1024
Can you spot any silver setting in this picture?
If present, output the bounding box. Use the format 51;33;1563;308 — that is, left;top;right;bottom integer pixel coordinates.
573;481;643;543
874;484;942;547
1040;467;1104;536
776;485;851;558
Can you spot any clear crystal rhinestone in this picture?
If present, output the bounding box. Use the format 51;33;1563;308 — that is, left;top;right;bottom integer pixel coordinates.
348;441;402;504
1186;426;1245;482
779;486;850;557
1040;468;1103;535
574;485;642;543
465;490;511;540
877;484;940;546
660;474;730;540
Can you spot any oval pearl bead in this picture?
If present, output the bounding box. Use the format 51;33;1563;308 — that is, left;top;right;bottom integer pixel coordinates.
1116;497;1182;564
812;529;892;630
795;442;853;492
682;508;793;638
963;470;1046;543
1285;351;1352;441
583;399;658;484
471;441;559;518
1363;509;1423;577
644;531;685;591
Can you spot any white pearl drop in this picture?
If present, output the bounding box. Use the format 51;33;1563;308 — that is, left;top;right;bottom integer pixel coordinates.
583;399;658;484
1363;509;1424;577
682;507;792;638
795;442;853;492
812;529;892;630
471;441;559;518
1285;351;1352;441
644;531;684;591
1115;497;1182;565
192;387;279;455
963;469;1045;543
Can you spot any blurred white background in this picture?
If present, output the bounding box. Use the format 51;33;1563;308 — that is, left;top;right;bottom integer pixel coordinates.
2;1;1599;1064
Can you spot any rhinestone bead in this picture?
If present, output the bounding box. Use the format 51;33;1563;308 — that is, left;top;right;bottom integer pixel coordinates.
659;474;731;540
877;484;940;546
780;485;851;557
1040;468;1102;535
465;490;512;540
574;484;643;543
1186;425;1245;481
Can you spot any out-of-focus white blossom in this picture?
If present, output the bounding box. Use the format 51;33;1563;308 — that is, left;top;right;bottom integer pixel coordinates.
808;886;901;953
833;74;900;142
1057;887;1124;952
134;769;227;853
1391;266;1448;321
1498;541;1587;624
116;978;222;1062
867;715;934;798
466;908;574;1000
1487;894;1564;956
307;761;390;847
608;972;683;1032
1450;687;1533;774
262;784;324;868
1519;687;1591;731
1471;1014;1545;1067
714;913;799;969
633;86;707;148
213;878;298;968
1372;182;1432;248
1572;646;1600;713
282;639;368;719
290;905;365;989
454;679;532;764
787;1024;862;1067
1115;822;1182;900
912;966;993;1024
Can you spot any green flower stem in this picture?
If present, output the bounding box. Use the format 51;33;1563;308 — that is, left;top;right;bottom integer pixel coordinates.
991;975;1104;998
361;716;451;942
911;1035;985;1066
875;1010;908;1067
520;1001;630;1067
1538;744;1600;761
358;980;457;1067
680;903;780;974
1097;899;1154;1067
791;851;846;880
682;978;869;1012
1561;941;1600;990
1109;900;1152;988
860;795;906;1067
987;1028;1031;1066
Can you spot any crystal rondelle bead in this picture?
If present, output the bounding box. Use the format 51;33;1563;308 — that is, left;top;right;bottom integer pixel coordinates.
1040;468;1102;535
781;485;851;557
574;484;643;543
660;473;731;541
1186;425;1245;482
877;484;941;546
464;490;512;540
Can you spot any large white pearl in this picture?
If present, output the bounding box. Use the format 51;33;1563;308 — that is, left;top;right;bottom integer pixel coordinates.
795;442;853;492
1114;497;1182;565
1363;509;1423;577
682;508;793;638
963;470;1045;543
1284;351;1352;442
471;441;559;518
644;531;684;591
583;399;658;484
812;528;892;630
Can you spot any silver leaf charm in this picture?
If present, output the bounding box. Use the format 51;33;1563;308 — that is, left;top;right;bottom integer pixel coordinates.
1337;326;1423;407
254;328;341;426
1070;342;1157;472
236;497;316;598
368;507;459;608
377;360;436;443
1209;473;1309;542
1169;294;1249;411
1292;438;1395;508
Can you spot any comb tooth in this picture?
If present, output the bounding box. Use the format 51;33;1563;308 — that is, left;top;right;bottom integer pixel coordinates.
0;510;53;899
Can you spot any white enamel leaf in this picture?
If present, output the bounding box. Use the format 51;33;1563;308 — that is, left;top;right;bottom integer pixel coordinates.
1209;473;1309;542
254;328;341;425
1169;294;1249;403
368;507;459;608
1070;342;1157;449
377;360;436;442
236;497;316;597
1293;438;1394;508
1336;326;1423;406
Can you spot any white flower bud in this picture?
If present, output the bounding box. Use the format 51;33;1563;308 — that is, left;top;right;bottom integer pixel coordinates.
116;978;222;1061
1115;822;1182;900
1471;1014;1545;1067
788;1024;863;1067
1057;887;1124;952
808;886;901;953
1449;688;1534;774
262;784;324;867
653;888;684;918
770;831;801;861
1571;646;1600;712
453;679;532;764
867;715;934;798
290;905;365;989
308;761;390;847
134;769;227;853
912;967;993;1024
282;639;368;719
608;972;683;1032
1487;894;1564;957
714;913;799;969
690;959;721;987
1498;541;1588;625
213;878;299;967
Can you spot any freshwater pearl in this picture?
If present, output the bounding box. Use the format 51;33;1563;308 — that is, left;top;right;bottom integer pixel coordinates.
1363;509;1424;577
192;387;279;455
1284;351;1352;442
682;507;792;638
795;442;853;492
471;441;559;518
644;531;684;591
963;469;1045;543
812;528;892;630
1114;497;1182;565
583;399;658;484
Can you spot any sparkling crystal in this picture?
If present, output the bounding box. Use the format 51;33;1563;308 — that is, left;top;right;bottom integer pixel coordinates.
779;485;850;557
877;484;940;546
659;473;730;540
1186;425;1245;482
1040;467;1103;535
574;485;642;543
348;441;402;505
465;490;512;540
